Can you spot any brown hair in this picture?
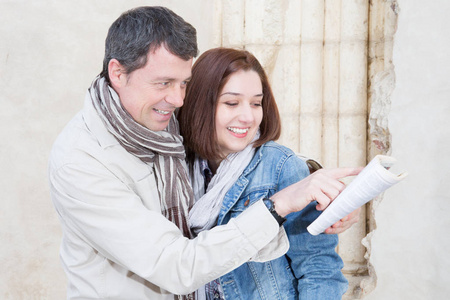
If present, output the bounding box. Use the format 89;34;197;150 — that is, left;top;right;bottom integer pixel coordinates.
178;47;281;164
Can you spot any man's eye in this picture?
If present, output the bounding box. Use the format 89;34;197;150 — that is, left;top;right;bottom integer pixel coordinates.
160;82;170;86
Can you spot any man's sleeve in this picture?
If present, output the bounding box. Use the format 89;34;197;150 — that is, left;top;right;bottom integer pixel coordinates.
50;158;282;295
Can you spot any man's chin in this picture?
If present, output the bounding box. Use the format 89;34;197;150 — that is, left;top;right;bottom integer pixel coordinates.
145;120;171;132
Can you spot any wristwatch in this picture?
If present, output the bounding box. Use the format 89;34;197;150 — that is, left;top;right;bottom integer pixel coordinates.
262;197;286;226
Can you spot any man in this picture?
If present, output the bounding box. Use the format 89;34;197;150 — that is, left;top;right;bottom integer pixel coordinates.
49;6;360;299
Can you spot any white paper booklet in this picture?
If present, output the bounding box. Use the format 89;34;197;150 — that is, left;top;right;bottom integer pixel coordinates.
307;155;408;236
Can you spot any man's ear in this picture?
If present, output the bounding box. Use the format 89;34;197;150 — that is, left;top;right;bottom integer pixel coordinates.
108;59;126;88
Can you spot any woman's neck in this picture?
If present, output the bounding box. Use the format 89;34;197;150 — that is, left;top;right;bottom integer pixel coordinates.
207;159;222;175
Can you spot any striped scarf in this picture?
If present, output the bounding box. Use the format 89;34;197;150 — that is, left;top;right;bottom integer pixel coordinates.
89;76;195;300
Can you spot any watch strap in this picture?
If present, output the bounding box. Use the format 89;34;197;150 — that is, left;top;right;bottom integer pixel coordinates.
263;197;286;226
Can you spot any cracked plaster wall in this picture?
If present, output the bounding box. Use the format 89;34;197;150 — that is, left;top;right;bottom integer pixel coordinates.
364;0;450;298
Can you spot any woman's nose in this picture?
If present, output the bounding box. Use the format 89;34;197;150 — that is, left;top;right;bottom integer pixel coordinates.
238;104;255;123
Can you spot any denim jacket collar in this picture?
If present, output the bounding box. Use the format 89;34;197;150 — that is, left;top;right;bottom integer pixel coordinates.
241;144;265;177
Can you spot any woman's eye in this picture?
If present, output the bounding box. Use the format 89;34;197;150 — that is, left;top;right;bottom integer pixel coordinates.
252;102;262;107
225;102;238;106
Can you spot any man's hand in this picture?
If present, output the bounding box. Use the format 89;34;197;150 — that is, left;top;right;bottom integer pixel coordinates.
271;167;363;218
324;207;361;234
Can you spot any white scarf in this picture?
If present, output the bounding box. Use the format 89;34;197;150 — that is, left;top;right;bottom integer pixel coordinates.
189;132;260;236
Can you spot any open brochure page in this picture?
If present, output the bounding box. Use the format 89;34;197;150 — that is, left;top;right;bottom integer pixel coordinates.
307;155;408;236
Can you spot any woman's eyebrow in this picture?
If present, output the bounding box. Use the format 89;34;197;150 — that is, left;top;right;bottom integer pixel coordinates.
219;92;241;97
219;92;263;97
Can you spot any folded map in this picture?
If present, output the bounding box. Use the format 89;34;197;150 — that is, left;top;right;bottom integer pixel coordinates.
307;155;408;235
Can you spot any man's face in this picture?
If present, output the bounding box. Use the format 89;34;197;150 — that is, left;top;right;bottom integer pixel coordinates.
115;46;193;132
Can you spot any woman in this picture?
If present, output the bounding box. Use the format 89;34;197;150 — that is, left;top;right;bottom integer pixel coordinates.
178;48;348;299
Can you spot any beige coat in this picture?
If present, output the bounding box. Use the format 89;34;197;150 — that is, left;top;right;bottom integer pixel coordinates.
48;93;288;299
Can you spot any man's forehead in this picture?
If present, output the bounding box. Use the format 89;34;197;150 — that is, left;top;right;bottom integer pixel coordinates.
143;47;193;80
151;74;192;82
147;45;193;63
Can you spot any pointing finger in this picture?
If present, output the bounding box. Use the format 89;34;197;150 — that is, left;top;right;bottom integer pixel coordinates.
323;167;363;180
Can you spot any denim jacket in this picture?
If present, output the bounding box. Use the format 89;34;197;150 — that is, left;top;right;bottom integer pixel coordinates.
216;141;348;300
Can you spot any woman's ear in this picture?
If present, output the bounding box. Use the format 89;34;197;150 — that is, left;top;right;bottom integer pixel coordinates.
108;59;126;88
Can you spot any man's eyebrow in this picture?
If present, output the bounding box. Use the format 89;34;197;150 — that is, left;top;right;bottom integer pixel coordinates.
151;76;192;82
151;77;175;82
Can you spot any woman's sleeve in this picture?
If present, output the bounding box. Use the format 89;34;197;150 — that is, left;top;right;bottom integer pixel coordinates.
277;155;348;299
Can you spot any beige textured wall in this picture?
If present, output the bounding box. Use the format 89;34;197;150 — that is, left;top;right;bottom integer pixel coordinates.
0;1;214;298
365;0;450;298
2;0;450;299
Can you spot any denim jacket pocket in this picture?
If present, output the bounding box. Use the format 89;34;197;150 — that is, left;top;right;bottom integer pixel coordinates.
228;189;268;217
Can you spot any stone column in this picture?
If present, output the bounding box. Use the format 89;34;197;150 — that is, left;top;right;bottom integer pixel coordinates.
213;1;389;298
299;0;325;161
322;0;342;168
335;1;370;298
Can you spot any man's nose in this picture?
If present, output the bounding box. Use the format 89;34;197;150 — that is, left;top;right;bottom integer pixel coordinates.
165;85;184;108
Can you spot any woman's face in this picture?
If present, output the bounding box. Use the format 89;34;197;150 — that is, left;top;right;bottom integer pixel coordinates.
215;69;263;158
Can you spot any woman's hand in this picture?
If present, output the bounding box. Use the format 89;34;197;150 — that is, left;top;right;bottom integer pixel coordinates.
324;207;361;234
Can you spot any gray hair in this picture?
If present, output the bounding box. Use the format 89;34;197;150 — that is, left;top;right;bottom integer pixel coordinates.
100;6;198;82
